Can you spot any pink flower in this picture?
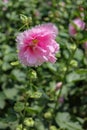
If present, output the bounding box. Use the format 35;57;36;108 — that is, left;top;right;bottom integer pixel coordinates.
16;23;59;66
83;42;87;56
69;18;85;36
55;82;62;91
83;42;87;50
59;97;64;103
3;0;8;3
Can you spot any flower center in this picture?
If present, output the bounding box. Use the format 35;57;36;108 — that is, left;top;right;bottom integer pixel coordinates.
32;39;38;46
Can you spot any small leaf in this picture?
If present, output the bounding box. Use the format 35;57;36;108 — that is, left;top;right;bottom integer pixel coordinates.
0;92;6;109
25;106;42;114
74;48;84;61
10;61;19;66
66;72;80;82
11;69;26;82
76;69;87;74
4;88;18;99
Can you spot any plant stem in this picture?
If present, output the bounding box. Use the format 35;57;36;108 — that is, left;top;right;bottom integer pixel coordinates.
21;93;29;130
18;24;26;31
21;68;33;130
54;39;78;110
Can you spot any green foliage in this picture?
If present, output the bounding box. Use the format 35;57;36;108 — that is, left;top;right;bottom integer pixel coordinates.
55;112;83;130
0;0;87;130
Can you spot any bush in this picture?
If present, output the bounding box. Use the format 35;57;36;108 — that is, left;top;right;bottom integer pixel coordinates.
0;0;87;130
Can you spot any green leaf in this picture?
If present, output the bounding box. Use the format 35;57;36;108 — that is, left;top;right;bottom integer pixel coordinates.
5;113;17;122
66;72;80;82
0;99;5;109
0;121;8;129
74;48;84;61
35;119;45;130
25;106;42;114
4;88;18;99
0;92;6;109
55;112;82;130
11;69;26;82
10;61;19;66
76;69;87;74
2;62;12;71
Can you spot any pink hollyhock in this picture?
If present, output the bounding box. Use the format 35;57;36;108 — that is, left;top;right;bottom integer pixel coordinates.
83;42;87;50
16;23;59;66
3;0;8;3
69;18;85;36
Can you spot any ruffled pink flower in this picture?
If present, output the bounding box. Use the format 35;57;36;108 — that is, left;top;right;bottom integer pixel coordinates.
69;18;85;36
16;23;59;66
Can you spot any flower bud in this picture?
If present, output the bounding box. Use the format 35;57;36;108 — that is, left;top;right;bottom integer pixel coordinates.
69;18;85;36
70;60;78;67
49;125;57;130
59;97;64;103
55;82;62;91
20;14;28;24
44;112;52;119
48;11;54;18
31;70;37;79
30;91;42;99
20;14;32;26
16;124;22;130
16;124;26;130
24;118;34;127
70;44;77;51
14;102;24;112
62;67;67;72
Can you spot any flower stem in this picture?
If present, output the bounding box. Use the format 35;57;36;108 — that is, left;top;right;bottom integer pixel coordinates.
21;68;33;130
18;24;26;31
54;39;78;110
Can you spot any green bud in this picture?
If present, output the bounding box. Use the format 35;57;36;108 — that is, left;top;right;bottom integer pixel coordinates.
20;14;32;26
44;17;49;21
49;125;57;130
28;17;32;24
24;118;34;127
54;11;59;17
70;60;78;67
16;125;26;130
20;14;28;24
62;67;67;72
31;70;37;79
14;102;24;112
48;11;54;18
44;112;52;119
30;91;42;99
16;124;22;130
70;44;76;51
25;90;31;97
